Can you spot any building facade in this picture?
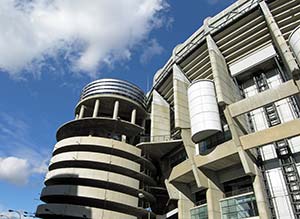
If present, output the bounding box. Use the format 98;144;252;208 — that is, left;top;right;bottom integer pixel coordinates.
37;0;300;218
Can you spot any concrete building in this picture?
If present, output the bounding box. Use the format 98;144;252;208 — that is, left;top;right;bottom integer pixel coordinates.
37;0;300;218
36;79;158;219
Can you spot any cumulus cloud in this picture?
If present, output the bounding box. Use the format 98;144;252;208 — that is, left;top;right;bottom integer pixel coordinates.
0;0;168;78
0;112;50;185
0;157;30;185
140;38;164;64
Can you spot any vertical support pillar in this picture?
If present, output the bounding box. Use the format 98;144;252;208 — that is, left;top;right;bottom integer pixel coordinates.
93;99;100;118
206;180;223;219
224;106;271;219
75;114;79;120
121;135;127;142
253;166;272;219
131;109;137;124
113;100;119;119
260;1;299;79
79;105;85;119
177;193;194;219
181;129;209;189
224;107;255;175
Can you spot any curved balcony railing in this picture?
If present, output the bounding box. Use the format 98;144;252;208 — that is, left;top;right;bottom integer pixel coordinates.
80;78;146;108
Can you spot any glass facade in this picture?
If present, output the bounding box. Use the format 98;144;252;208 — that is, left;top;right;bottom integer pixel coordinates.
190;204;208;219
169;148;187;168
198;129;231;155
220;193;258;219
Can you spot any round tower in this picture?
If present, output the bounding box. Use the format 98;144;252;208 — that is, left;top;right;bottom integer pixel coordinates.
36;79;156;219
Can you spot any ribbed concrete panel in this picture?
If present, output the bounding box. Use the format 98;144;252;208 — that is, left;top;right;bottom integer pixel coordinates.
214;9;271;65
156;73;174;106
179;43;212;82
269;0;300;39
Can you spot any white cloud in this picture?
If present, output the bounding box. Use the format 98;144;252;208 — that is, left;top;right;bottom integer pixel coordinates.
0;112;50;186
0;157;30;185
0;0;168;78
140;38;164;64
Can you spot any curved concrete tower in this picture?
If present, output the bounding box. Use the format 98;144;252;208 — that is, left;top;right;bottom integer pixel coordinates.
36;79;156;219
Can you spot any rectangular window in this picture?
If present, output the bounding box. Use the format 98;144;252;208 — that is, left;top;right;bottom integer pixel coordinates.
220;193;258;219
190;204;208;219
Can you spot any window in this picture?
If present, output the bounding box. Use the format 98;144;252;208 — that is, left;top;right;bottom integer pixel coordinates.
220;193;258;219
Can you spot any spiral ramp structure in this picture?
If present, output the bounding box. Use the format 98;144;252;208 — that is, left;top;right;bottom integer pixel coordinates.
36;79;156;219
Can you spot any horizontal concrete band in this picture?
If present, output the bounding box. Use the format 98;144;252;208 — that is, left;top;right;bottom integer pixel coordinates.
229;79;300;117
40;185;150;218
51;152;140;172
49;160;156;186
36;203;137;219
46;168;138;188
45;168;156;203
53;137;156;173
241;118;300;149
41;184;136;206
55;136;140;155
56;118;143;141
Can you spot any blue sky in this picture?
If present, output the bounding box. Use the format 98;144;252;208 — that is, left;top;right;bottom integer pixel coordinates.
0;0;234;217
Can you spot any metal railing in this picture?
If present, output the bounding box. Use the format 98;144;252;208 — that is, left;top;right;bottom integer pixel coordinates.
140;135;172;143
224;187;253;198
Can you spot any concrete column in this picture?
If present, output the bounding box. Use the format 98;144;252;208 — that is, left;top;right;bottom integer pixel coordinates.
260;1;300;79
75;114;79;120
142;119;146;130
92;99;100;118
177;193;194;219
253;166;272;219
131;109;137;124
113;100;119;119
121;135;126;142
181;129;209;189
78;105;85;119
206;180;223;219
224;106;271;218
224;107;256;175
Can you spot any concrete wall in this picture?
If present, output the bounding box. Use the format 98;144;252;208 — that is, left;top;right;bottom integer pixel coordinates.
151;90;171;140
